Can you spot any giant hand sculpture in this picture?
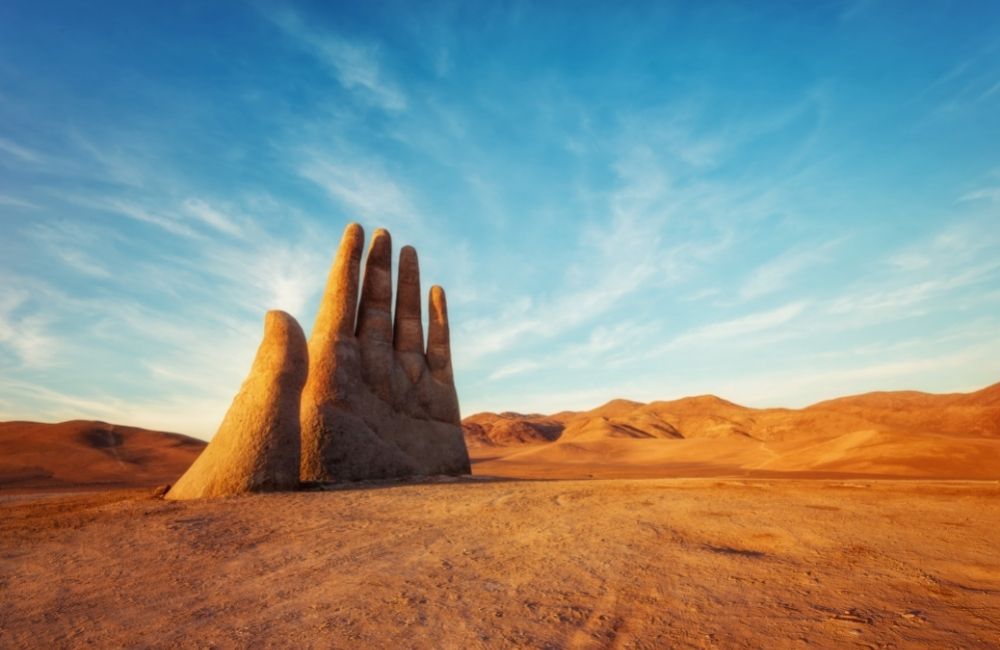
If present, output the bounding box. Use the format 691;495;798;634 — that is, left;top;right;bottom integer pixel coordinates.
300;223;471;481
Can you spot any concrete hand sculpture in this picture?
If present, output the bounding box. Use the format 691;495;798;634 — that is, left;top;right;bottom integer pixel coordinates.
166;223;469;499
166;311;308;500
301;224;471;481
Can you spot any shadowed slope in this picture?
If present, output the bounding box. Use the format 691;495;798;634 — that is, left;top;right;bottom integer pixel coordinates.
0;420;205;490
462;413;564;447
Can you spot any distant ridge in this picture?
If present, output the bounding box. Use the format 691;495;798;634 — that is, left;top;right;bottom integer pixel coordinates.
463;382;1000;480
3;382;998;489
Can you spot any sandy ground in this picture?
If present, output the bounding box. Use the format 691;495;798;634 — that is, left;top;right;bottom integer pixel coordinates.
2;477;998;648
466;438;1000;481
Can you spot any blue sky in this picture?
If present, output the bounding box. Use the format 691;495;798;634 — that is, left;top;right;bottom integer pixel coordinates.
1;1;999;437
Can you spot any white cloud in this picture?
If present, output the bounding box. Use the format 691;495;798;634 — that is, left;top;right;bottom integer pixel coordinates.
91;198;200;239
488;359;541;381
300;153;416;225
266;9;406;112
29;220;115;278
0;289;60;368
0;378;117;417
66;195;254;240
0;194;39;210
183;199;244;237
565;322;658;362
679;288;721;302
887;251;930;272
0;137;41;163
53;249;111;278
669;301;808;348
959;186;1000;204
740;239;842;301
769;339;1000;406
204;238;328;316
839;0;876;22
831;220;1000;325
457;130;747;367
476;321;661;387
433;46;453;77
981;79;1000;101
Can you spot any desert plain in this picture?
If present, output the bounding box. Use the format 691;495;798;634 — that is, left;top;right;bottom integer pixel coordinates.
2;383;999;648
2;477;998;648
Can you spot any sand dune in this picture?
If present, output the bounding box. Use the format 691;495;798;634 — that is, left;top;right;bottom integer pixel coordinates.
465;382;1000;480
0;420;205;491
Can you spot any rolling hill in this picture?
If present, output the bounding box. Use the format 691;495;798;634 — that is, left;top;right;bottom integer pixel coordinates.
0;420;206;491
463;382;1000;479
3;382;997;490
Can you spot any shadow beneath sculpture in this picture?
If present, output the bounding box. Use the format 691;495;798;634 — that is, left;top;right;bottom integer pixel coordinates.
167;223;471;501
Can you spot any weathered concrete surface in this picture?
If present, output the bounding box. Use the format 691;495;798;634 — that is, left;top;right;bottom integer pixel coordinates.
301;224;470;481
166;311;308;500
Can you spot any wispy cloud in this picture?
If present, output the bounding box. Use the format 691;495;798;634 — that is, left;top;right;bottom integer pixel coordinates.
265;9;407;112
839;0;877;22
0;377;119;416
833;219;1000;325
68;133;150;187
96;198;200;239
0;288;60;368
828;259;1000;322
959;185;1000;204
775;339;1000;406
456;96;819;371
484;320;659;384
0;154;340;430
740;239;843;301
488;359;541;381
920;38;1000;117
67;195;249;241
182;199;244;237
668;301;808;349
29;220;116;278
300;152;416;225
0;137;41;163
0;194;40;210
54;249;112;278
459;142;733;364
562;321;659;365
201;236;329;316
981;79;1000;101
0;376;233;437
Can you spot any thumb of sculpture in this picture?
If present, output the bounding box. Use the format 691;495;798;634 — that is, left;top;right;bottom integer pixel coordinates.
166;310;308;500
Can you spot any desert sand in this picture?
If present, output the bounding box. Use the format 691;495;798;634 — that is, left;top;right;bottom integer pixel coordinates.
2;478;998;648
466;383;1000;481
